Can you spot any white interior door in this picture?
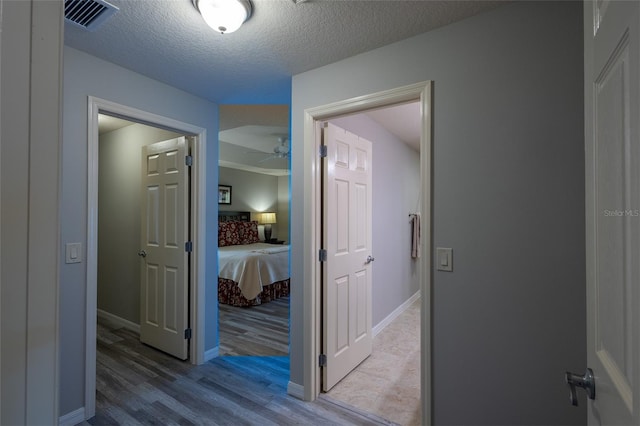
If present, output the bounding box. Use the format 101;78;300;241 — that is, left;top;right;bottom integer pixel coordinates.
585;0;639;423
140;137;190;360
322;123;373;391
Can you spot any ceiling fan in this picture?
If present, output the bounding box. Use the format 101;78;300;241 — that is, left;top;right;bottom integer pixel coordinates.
255;136;290;163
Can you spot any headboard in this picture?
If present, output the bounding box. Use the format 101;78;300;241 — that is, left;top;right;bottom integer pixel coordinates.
218;211;260;247
218;211;251;222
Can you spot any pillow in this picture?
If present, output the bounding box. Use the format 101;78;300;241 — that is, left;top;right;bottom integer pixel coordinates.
238;221;260;244
218;221;241;247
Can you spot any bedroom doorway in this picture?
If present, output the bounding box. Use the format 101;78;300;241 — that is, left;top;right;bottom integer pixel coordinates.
84;97;208;419
217;105;291;359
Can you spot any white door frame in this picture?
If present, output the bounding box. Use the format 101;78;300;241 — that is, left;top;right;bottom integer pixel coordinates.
302;81;433;422
84;97;207;419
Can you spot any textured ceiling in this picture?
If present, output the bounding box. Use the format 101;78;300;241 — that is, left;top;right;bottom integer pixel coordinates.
65;0;507;103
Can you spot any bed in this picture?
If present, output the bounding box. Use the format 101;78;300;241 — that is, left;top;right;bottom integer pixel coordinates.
218;212;290;307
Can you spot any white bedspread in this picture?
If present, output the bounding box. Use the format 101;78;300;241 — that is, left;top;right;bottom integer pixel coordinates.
218;243;290;300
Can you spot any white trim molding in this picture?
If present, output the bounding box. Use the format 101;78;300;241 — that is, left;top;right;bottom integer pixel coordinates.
84;97;207;420
59;407;85;426
97;309;141;333
204;346;219;362
301;81;433;423
372;291;421;337
0;1;63;423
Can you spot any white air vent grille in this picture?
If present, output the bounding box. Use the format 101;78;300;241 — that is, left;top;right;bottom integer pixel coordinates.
64;0;118;31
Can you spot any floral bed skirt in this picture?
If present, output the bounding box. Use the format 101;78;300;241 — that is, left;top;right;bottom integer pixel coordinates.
218;277;290;307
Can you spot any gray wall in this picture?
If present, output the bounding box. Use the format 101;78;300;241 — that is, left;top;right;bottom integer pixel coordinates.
62;47;219;416
277;175;290;243
290;2;585;424
219;167;278;214
330;113;420;325
98;124;184;324
218;167;286;240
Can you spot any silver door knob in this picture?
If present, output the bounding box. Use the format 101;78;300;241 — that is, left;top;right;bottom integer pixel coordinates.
365;255;375;264
137;250;147;258
565;368;595;406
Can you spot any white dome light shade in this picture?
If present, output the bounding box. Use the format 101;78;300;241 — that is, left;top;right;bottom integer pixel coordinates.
194;0;252;34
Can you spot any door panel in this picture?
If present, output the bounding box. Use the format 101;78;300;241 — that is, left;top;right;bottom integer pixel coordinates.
146;186;160;245
355;270;368;339
145;265;159;325
586;0;639;423
336;276;350;354
595;37;630;402
165;184;180;247
140;137;189;360
323;123;373;391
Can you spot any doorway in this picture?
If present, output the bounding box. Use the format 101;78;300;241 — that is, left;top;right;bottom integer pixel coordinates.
319;105;422;425
84;97;208;419
301;81;433;422
217;104;291;358
96;116;189;355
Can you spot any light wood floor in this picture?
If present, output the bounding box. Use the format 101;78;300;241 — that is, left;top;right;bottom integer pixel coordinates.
218;296;289;356
324;298;421;426
84;320;394;426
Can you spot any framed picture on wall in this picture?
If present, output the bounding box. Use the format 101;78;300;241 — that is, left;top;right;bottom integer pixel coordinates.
218;185;232;205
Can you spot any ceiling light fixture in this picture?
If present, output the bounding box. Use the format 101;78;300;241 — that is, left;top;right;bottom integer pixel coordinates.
193;0;252;34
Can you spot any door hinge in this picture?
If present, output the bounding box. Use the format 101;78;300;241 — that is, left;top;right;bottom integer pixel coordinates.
319;354;327;367
318;249;327;262
185;155;193;166
184;328;192;339
319;145;327;158
185;241;193;252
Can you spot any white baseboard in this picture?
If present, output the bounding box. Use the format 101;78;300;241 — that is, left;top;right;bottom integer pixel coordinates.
59;407;85;426
372;290;420;336
97;309;140;333
287;381;305;400
204;346;219;362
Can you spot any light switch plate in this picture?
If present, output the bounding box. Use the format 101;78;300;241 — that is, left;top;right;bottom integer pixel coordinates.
436;247;453;272
65;242;82;264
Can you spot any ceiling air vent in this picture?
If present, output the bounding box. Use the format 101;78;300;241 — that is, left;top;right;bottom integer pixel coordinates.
64;0;119;31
